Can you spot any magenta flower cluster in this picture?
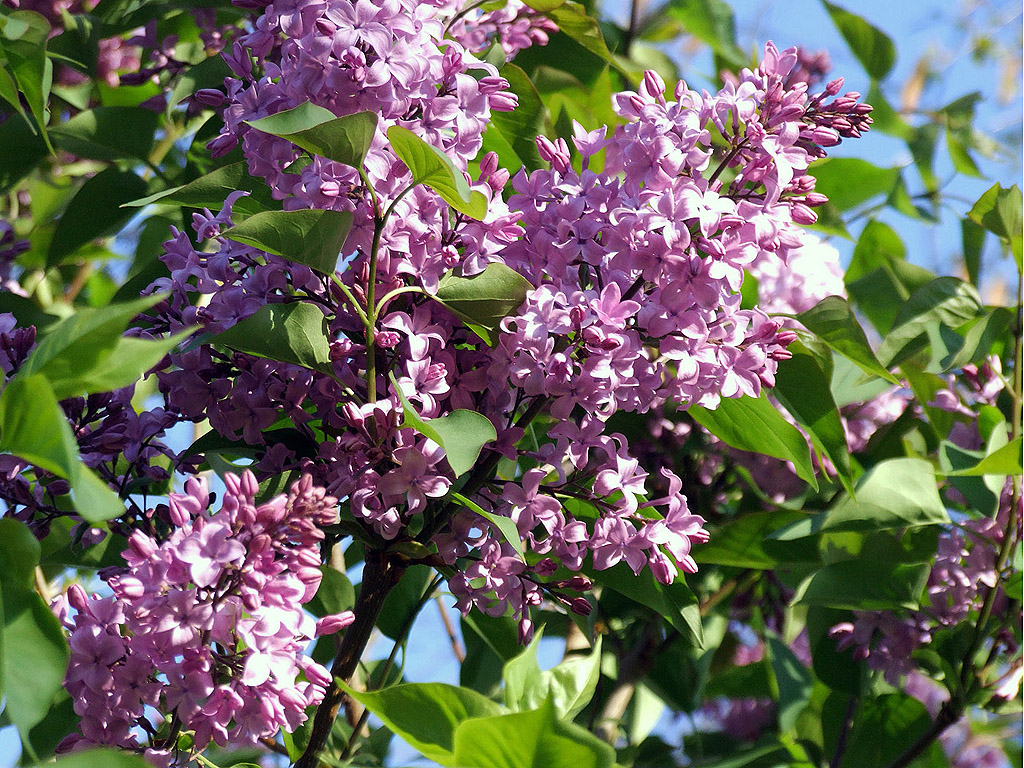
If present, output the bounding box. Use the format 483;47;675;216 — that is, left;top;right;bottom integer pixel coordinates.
55;472;352;762
136;0;871;647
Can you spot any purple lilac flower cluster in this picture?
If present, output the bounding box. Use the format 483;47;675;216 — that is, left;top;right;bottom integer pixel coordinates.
55;471;352;762
139;0;869;646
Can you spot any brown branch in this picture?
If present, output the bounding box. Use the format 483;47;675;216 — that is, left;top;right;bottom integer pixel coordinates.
294;552;405;768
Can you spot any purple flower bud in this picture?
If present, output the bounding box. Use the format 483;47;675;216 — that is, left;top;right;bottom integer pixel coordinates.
315;611;355;636
570;597;592;616
193;88;226;107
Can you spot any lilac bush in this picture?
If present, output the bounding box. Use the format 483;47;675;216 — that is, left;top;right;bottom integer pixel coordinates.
0;1;1019;767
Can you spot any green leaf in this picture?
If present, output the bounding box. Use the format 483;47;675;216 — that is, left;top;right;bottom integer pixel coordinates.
123;161;275;213
770;458;948;541
809;158;898;212
169;54;233;108
306;565;355;617
968;183;1023;270
846;221;935;334
662;0;746;69
766;634;812;733
391;382;497;477
433;263;532;345
377;564;433;640
18;293;164;392
38;748;156;767
503;629;602;719
821;1;896;80
221;208;354;274
795;559;930;610
246;104;378;169
939;441;999;516
0;375;123;523
940;306;1013;372
795;296;899;383
521;0;566;10
0;11;53;152
0;114;48;193
961;218;986;286
945;438;1022;477
45;331;190;400
487;64;545;171
47;168;147;265
689;394;818;491
340;680;505;766
876;277;984;367
840;694;941;768
213;302;334;375
865;82;912;140
451;492;525;562
544;1;626;73
50;106;158;161
452;699;615;768
0;519;70;742
387;125;487;219
583;561;703;648
694;510;807;569
772;341;854;495
462;613;521;694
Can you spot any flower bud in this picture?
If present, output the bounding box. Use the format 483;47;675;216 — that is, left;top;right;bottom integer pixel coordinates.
316;611;356;636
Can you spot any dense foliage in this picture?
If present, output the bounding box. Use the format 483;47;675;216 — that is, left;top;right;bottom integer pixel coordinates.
0;1;1019;767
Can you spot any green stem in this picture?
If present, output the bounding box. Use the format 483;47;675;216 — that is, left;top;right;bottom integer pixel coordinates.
376;285;425;317
331;274;369;326
365;216;383;403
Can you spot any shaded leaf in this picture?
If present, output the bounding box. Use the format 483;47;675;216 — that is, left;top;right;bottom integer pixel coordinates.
772;341;854;495
584;561;703;648
488;64;545;171
795;559;930;610
48;168;147;265
877;277;984;367
766;633;812;733
50;106;158;161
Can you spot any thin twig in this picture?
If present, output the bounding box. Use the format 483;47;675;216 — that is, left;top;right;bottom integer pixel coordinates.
435;593;465;663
